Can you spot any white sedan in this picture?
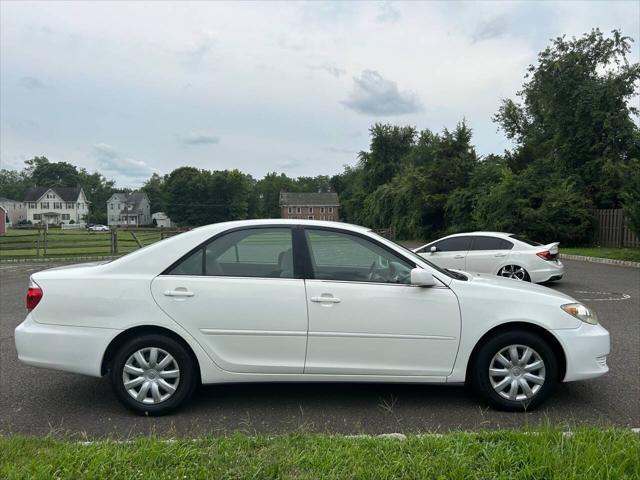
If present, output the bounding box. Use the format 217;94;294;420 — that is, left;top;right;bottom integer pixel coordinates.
15;220;608;415
88;224;110;232
413;232;564;283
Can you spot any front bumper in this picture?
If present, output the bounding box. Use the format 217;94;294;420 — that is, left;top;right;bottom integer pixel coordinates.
15;314;120;377
553;322;610;382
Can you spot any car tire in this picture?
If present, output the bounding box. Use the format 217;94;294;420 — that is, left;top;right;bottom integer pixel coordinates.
109;334;197;416
469;330;559;411
497;265;531;282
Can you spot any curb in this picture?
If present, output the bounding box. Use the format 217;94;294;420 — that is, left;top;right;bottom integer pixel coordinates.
560;254;640;268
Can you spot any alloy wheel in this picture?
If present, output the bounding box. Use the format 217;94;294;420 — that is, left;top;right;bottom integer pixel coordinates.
488;344;546;401
122;347;180;404
498;265;528;281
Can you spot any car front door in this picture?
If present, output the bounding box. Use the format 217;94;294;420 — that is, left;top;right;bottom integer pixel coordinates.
464;236;513;274
151;227;308;374
302;228;461;377
422;236;471;270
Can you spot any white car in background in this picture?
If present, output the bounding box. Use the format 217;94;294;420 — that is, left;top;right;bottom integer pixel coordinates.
414;232;563;283
15;220;606;416
88;224;110;232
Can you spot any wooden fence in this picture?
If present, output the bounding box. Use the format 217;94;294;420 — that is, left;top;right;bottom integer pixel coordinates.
0;228;183;259
593;209;640;248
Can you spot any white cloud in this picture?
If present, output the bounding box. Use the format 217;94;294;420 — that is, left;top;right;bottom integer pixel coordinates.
92;143;155;180
179;132;221;146
342;70;423;116
18;76;45;89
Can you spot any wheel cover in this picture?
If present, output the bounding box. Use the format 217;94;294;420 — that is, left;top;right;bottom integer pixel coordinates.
122;347;180;404
498;265;527;281
489;344;546;401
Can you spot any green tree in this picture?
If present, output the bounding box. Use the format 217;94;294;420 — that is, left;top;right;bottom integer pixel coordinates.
494;29;640;207
141;173;169;214
621;159;640;237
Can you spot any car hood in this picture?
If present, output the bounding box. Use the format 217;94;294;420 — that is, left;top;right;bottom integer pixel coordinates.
455;270;576;303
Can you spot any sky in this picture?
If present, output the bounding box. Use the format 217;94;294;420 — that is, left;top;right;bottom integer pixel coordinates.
1;1;639;187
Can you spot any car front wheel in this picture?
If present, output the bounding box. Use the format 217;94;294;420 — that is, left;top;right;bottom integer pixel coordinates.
469;330;559;411
109;334;197;415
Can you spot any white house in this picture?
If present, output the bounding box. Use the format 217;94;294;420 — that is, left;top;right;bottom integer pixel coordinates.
107;192;151;227
151;212;173;228
24;187;89;225
0;196;27;225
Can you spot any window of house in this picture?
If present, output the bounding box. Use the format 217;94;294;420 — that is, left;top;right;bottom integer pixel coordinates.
296;207;301;214
309;207;313;213
33;214;41;220
28;202;36;208
53;202;62;209
288;207;292;214
328;207;333;213
308;216;314;220
320;207;325;213
328;215;333;221
304;229;412;284
166;228;294;279
66;203;74;209
40;202;49;209
62;214;70;220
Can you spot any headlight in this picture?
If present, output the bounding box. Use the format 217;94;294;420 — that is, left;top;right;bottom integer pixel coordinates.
561;303;598;325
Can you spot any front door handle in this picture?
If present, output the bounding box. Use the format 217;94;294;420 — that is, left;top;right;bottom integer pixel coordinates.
494;253;507;257
310;295;341;304
164;289;195;297
453;254;465;259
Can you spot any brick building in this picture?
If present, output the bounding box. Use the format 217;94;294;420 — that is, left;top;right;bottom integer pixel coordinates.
279;192;339;221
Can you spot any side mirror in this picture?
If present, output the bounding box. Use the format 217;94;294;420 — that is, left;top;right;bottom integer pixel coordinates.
430;246;437;253
411;268;436;287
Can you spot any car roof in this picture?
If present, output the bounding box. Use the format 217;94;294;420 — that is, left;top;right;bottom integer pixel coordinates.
445;231;513;239
188;218;372;234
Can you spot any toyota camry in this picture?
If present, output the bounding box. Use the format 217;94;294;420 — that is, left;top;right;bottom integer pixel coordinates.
15;220;609;415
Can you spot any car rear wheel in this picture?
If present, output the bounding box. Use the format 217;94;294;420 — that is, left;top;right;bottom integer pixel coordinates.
497;265;530;281
469;330;559;411
109;334;197;416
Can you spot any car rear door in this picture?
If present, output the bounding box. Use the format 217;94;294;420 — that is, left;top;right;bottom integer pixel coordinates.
464;236;513;274
151;226;309;374
302;228;461;377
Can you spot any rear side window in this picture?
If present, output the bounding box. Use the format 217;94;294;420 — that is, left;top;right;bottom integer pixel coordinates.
510;235;542;246
469;236;513;250
165;228;294;278
435;237;471;252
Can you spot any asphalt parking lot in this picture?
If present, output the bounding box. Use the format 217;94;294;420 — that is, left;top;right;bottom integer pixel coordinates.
1;259;638;438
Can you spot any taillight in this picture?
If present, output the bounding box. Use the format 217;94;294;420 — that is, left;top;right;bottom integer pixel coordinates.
536;250;558;261
26;284;43;311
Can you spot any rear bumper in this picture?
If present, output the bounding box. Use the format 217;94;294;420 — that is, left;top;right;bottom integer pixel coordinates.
15;314;120;377
553;322;610;382
529;259;564;283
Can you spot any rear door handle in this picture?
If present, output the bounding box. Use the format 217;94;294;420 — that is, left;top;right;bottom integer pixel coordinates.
494;253;507;257
164;290;195;297
453;254;465;259
310;295;341;304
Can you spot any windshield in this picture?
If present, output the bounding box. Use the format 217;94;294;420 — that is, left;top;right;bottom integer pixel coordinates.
368;231;457;279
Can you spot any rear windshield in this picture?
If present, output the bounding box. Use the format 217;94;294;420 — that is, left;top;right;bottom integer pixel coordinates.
509;235;542;246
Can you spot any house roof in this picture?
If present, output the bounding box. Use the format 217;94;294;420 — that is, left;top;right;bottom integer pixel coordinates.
108;192;148;211
279;192;339;206
0;196;21;203
24;186;86;202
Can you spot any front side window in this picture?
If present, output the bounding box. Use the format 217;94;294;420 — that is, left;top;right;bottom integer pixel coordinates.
305;229;412;284
167;228;294;279
434;236;471;252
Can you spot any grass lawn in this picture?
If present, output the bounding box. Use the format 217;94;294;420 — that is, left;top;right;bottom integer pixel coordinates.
562;247;640;262
1;429;638;479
